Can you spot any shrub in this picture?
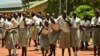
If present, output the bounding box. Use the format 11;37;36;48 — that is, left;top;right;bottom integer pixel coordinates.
75;5;95;20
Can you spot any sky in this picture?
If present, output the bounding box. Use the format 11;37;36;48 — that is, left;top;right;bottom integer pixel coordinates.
0;0;22;5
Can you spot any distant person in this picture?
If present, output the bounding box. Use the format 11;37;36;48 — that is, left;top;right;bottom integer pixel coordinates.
91;10;100;56
70;12;81;56
80;15;91;50
57;11;71;56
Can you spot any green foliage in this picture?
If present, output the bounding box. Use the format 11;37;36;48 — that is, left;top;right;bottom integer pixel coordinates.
45;0;59;15
75;5;95;20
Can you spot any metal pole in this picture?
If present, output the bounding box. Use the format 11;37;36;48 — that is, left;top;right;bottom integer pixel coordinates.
59;0;61;15
66;0;67;13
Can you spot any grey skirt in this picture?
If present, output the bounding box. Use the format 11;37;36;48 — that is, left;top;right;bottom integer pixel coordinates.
39;34;49;50
27;26;32;38
92;28;100;46
0;28;6;39
70;28;80;47
30;27;38;40
49;30;60;45
59;31;71;48
12;29;19;45
80;29;90;42
18;28;28;47
5;31;15;49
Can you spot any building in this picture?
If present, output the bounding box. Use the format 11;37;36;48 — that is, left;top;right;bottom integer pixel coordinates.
0;0;48;15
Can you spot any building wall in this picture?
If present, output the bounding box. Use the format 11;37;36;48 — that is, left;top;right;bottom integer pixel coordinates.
0;1;48;16
27;1;48;15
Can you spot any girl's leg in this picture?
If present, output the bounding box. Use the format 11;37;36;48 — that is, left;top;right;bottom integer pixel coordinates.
24;47;27;56
68;48;71;56
48;44;53;56
53;45;56;56
33;40;38;47
80;41;84;50
22;47;24;56
85;41;88;50
62;48;65;56
8;49;11;56
41;47;45;56
45;50;48;56
98;46;100;56
94;46;97;56
73;47;78;56
29;38;31;47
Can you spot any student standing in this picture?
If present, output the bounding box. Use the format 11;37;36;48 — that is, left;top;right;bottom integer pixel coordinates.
57;11;71;56
18;13;28;56
39;19;51;56
91;10;100;56
80;15;91;50
4;16;15;56
70;12;81;56
48;14;60;56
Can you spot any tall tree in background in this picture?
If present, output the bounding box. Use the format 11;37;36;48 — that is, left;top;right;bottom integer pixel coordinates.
45;0;59;15
45;0;100;15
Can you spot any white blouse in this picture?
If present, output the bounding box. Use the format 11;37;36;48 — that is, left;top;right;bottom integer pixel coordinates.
57;15;70;33
0;18;4;27
70;17;81;28
91;16;100;26
81;20;90;27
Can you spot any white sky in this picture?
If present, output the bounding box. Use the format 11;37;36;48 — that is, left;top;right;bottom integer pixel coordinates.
0;0;22;5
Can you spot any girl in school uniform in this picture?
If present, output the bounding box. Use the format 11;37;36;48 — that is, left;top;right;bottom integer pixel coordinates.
32;14;43;50
18;13;28;56
48;14;60;56
70;12;81;56
10;13;20;55
0;14;5;47
3;16;16;56
39;18;51;56
80;15;91;50
57;12;71;56
91;10;100;56
25;15;33;47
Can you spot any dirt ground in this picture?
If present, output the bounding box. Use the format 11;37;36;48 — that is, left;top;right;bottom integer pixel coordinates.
0;40;94;56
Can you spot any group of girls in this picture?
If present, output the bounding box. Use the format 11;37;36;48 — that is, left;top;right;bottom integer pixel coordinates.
0;9;100;56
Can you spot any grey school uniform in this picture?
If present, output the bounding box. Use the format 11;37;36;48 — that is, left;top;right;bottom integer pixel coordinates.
30;26;38;40
70;17;81;47
39;26;50;50
57;16;71;48
0;18;5;39
49;23;60;45
32;16;42;42
91;16;100;46
4;21;15;49
18;18;28;47
25;18;33;38
80;20;90;42
12;29;19;46
11;18;19;45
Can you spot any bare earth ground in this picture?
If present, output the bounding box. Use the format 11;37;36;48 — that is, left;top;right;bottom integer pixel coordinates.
0;40;94;56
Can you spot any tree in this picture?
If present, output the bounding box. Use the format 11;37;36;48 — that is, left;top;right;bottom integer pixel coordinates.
75;5;95;20
45;0;59;15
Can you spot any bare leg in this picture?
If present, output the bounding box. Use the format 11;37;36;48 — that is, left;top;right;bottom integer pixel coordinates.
45;50;48;56
41;47;44;56
62;49;65;56
22;47;24;56
68;48;71;56
29;38;31;47
94;46;96;56
8;49;11;56
33;40;38;47
98;46;100;56
48;44;53;56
